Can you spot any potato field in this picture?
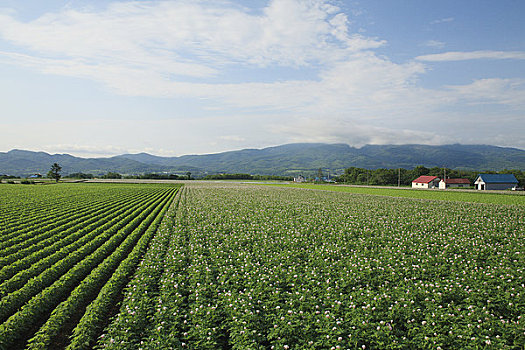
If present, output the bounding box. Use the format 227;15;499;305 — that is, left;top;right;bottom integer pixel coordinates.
0;182;523;349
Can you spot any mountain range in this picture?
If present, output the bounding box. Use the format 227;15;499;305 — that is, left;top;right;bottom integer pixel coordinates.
1;143;525;177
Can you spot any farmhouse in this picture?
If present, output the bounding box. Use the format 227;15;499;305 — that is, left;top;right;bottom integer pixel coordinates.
438;178;470;189
474;174;518;190
412;175;440;189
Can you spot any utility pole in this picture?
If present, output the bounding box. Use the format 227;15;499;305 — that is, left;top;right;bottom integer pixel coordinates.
398;168;401;187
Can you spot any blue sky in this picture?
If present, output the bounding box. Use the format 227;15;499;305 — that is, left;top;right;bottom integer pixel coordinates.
0;0;524;157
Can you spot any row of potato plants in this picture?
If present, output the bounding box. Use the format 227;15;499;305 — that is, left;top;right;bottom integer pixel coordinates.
99;187;187;348
0;187;172;338
0;187;163;279
0;188;156;263
26;187;179;350
0;188;163;303
0;184;140;232
0;183;181;349
100;183;524;349
67;187;182;350
0;186;152;252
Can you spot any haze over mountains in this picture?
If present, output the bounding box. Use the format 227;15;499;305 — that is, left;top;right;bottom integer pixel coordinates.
1;143;525;177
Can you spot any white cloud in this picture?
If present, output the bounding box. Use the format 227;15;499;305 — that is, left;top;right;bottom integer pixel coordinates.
416;50;525;62
0;1;383;74
219;135;246;142
445;78;525;107
273;117;454;147
423;40;445;49
0;0;389;103
430;17;454;25
42;144;131;157
0;1;524;154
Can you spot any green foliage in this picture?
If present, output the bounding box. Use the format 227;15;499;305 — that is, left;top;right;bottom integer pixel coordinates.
102;172;122;179
47;163;62;182
1;183;523;349
0;183;181;349
98;184;524;349
203;173;254;180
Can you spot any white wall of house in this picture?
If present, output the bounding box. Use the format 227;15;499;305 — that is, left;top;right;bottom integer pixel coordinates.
412;180;439;189
412;182;428;188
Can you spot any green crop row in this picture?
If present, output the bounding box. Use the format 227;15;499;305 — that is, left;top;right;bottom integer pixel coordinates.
66;188;179;350
0;188;156;259
0;184;140;233
99;187;185;348
0;187;148;249
26;188;178;350
0;188;171;329
0;183;181;349
0;188;163;296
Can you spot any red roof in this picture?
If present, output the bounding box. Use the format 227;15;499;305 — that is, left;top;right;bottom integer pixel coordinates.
412;175;439;183
443;178;470;184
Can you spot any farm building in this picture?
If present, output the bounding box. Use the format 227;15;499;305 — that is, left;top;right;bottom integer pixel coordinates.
474;174;518;190
438;178;470;189
412;175;440;189
294;175;306;183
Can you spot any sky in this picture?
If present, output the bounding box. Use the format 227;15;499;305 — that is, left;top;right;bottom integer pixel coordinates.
0;0;524;157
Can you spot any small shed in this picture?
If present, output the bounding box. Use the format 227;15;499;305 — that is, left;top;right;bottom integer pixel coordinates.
412;175;440;189
439;178;470;189
474;174;518;190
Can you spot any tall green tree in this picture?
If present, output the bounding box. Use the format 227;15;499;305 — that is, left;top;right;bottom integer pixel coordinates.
47;163;62;182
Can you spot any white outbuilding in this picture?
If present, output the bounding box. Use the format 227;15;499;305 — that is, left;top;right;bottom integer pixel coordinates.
474;174;518;190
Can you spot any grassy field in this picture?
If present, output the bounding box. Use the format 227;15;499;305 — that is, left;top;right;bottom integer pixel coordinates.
266;183;525;206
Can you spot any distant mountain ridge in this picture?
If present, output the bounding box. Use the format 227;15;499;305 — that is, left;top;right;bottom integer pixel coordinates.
1;143;525;177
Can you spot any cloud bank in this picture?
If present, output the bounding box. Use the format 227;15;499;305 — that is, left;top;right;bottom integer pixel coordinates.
0;0;524;154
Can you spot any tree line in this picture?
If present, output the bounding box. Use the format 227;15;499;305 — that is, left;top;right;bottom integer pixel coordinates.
334;166;525;187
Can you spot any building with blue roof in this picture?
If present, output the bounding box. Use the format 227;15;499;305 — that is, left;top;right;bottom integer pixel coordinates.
474;174;518;190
